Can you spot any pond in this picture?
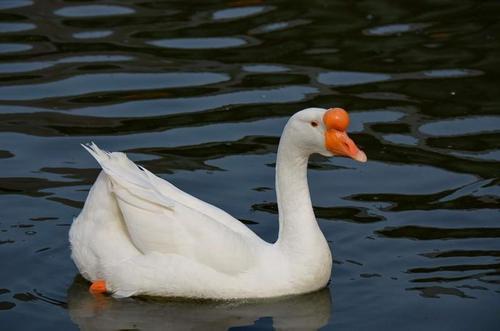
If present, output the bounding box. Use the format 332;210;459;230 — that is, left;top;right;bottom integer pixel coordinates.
0;0;499;330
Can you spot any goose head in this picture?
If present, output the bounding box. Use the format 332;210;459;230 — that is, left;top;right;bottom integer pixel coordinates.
285;107;367;162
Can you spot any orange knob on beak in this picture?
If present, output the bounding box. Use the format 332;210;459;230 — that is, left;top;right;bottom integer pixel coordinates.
323;108;367;162
323;107;350;131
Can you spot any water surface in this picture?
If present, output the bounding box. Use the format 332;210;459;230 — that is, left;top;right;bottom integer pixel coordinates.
0;0;499;330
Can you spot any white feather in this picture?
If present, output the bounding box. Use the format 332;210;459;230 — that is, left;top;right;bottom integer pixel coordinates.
70;108;338;299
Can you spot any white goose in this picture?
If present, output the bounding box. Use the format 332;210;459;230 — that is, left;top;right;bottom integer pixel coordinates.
69;107;366;299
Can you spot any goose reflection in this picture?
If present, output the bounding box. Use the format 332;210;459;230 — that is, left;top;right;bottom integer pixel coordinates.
68;277;332;330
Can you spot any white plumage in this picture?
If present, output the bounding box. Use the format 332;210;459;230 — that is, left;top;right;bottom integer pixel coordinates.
69;107;366;299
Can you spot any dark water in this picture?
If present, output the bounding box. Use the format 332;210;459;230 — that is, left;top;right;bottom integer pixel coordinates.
0;0;499;330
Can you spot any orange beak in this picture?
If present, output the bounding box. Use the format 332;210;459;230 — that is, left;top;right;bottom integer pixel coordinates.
323;108;367;162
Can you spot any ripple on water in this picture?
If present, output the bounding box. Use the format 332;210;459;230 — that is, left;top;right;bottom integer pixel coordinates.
57;54;133;64
0;72;230;100
318;71;392;87
0;0;32;10
212;6;270;20
0;2;499;328
383;134;419;146
363;23;432;36
149;37;248;49
73;85;319;118
66;278;331;330
249;19;310;34
304;48;339;55
0;55;132;74
450;150;500;162
72;30;113;39
242;64;289;73
421;69;480;78
399;68;483;81
0;62;51;73
0;43;32;54
0;22;36;33
349;109;407;132
0;301;16;310
355;91;413;102
419;116;500;137
0;150;14;159
54;5;134;17
377;225;500;240
318;68;482;87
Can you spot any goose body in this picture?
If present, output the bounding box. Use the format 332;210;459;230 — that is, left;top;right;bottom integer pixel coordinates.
69;107;366;299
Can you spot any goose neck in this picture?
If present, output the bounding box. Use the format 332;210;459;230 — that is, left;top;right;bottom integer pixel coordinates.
274;130;323;249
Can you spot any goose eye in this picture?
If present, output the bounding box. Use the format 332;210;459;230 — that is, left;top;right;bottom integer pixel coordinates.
310;121;318;127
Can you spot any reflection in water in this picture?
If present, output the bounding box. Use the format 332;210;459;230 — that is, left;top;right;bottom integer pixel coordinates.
149;37;249;49
419;116;500;136
0;0;32;10
351;179;499;211
0;72;230;101
1;0;500;329
0;43;32;54
212;6;270;20
377;226;500;240
0;55;132;74
67;277;332;330
317;68;482;87
253;202;385;224
363;23;432;36
318;71;392;87
0;22;36;33
242;64;289;73
72;31;113;39
249;19;311;34
407;286;474;299
53;5;134;17
382;134;419;146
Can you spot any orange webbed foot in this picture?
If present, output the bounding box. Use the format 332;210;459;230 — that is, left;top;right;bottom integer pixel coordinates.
89;279;107;295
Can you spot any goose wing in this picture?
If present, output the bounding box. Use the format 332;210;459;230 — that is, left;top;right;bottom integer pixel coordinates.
83;143;264;274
